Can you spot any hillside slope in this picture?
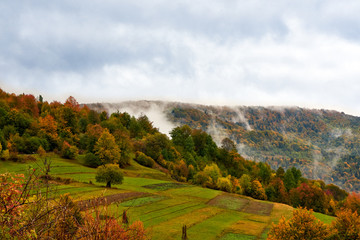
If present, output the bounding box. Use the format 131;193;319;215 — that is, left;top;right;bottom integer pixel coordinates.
0;154;301;240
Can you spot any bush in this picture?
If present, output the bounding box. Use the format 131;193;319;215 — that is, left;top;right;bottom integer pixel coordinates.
61;141;78;159
95;164;124;188
135;152;155;168
84;152;102;168
217;176;232;192
1;149;9;161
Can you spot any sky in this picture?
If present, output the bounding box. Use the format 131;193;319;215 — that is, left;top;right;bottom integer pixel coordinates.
1;1;360;116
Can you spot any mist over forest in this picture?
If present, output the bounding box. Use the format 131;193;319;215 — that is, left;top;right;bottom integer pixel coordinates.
89;100;360;192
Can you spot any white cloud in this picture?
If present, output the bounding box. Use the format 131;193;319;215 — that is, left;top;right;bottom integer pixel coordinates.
1;1;360;115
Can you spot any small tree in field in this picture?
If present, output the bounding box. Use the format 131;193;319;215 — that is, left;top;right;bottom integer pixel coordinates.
95;164;124;188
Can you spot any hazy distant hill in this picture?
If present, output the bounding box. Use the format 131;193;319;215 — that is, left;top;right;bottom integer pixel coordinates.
87;101;360;192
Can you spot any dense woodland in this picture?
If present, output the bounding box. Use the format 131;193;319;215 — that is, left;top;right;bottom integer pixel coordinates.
1;89;360;220
166;104;360;192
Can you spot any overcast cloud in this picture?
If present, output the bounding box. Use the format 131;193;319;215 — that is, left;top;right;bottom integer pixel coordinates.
1;1;360;115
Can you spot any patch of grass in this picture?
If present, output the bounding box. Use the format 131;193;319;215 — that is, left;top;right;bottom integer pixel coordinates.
123;177;169;187
220;233;256;240
141;202;205;227
122;160;170;181
166;185;222;200
270;203;293;224
187;211;244;240
143;182;187;191
150;207;224;240
314;212;335;224
120;195;166;207
225;218;268;237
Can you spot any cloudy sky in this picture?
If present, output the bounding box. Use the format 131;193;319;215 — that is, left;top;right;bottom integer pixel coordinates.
1;1;360;115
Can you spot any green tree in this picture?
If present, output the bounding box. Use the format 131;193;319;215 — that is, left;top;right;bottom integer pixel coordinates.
239;174;252;196
84;152;101;168
259;162;271;185
203;163;221;188
276;167;285;179
95;164;124;188
284;168;296;191
95;129;121;165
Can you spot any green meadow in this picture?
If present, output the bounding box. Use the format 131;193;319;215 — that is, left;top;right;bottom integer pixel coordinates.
0;154;335;240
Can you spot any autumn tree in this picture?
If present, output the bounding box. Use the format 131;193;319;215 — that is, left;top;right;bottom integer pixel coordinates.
289;183;329;214
268;208;330;240
330;208;360;239
251;180;267;200
344;192;360;214
83;124;104;153
266;178;288;203
239;174;252;196
113;129;133;167
95;129;121;165
95;164;124;188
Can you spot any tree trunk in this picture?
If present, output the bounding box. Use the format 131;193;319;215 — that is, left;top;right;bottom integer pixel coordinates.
106;181;111;188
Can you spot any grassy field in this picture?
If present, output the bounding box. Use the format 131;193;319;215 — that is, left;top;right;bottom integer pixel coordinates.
0;154;335;240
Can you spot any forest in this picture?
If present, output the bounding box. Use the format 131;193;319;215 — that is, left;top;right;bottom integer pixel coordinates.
1;89;360;239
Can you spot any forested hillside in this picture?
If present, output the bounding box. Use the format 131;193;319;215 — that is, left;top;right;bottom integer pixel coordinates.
90;101;360;192
167;104;360;192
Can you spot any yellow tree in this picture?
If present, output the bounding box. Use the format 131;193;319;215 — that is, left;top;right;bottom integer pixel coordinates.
267;208;330;240
330;208;360;239
95;129;121;165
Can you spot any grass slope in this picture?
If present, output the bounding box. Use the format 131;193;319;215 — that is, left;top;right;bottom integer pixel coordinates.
0;154;335;239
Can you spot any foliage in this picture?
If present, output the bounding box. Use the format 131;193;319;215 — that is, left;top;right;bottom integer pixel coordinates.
83;152;101;168
330;208;360;240
135;151;155;168
61;141;78;159
217;175;232;192
78;200;147;240
289;183;329;214
250;180;267;200
344;192;360;214
239;174;252;196
267;208;330;240
95;129;121;165
95;164;124;188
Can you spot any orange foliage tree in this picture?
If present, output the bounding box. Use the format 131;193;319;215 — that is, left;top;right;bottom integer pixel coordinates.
268;208;330;240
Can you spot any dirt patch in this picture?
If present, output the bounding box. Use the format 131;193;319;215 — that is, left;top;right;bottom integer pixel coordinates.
207;194;273;216
207;194;249;211
143;182;188;191
241;201;273;216
77;191;148;210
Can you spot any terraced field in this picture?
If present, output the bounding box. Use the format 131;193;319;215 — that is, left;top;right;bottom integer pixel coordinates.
0;154;334;239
